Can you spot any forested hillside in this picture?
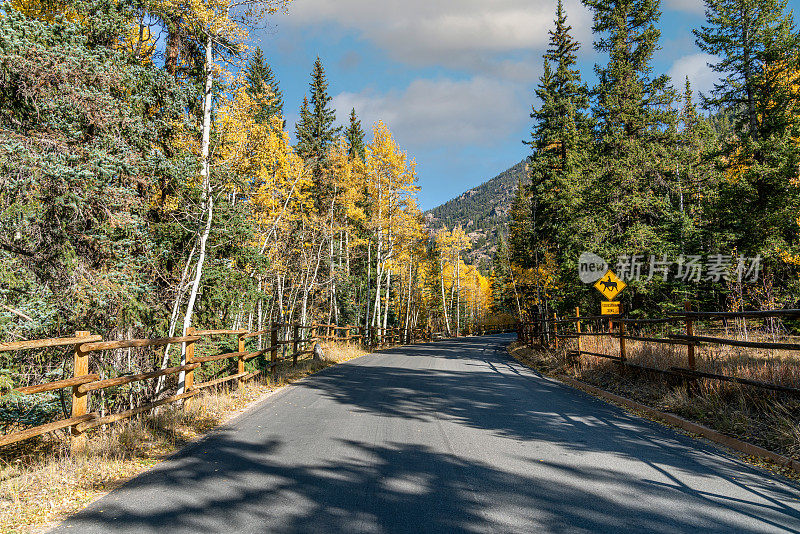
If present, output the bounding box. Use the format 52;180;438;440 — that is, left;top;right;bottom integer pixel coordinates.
426;160;528;270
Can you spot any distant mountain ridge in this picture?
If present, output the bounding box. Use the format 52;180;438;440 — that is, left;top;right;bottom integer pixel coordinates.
425;159;529;271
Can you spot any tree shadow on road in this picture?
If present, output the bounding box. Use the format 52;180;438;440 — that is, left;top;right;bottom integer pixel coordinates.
52;335;800;533
52;429;800;533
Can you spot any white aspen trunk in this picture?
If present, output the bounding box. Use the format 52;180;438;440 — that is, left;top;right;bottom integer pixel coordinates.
449;255;456;323
365;240;371;336
199;35;213;183
287;277;302;322
404;257;412;340
372;232;383;328
328;233;335;325
373;260;383;328
156;242;196;393
383;269;391;329
277;273;284;324
232;299;243;330
440;256;451;336
372;178;383;329
257;285;264;351
177;36;214;395
298;228;326;328
177;191;212;394
301;285;309;327
267;283;276;327
456;258;461;336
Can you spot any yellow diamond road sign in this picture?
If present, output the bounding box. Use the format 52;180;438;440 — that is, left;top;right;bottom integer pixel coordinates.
594;270;626;300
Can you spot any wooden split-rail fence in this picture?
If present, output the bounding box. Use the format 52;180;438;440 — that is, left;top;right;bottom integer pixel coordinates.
0;321;515;453
518;304;800;396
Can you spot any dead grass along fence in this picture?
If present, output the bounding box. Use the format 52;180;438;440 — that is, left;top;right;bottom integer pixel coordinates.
518;305;800;397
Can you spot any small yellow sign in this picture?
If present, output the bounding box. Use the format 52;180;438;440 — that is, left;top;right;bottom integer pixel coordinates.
594;270;627;300
601;301;622;315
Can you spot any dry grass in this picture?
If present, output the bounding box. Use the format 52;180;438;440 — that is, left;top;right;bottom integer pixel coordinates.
0;342;369;534
317;341;368;364
508;333;800;466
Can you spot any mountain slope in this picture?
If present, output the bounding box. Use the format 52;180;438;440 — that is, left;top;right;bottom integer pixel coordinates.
425;160;529;270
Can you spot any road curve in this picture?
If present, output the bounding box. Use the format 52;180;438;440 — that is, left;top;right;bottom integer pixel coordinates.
51;334;800;533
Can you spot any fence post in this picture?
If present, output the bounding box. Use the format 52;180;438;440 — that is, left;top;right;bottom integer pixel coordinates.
575;307;582;369
685;301;696;370
553;313;559;351
70;331;90;455
292;323;299;366
618;318;626;372
237;332;246;389
184;327;196;410
684;301;697;397
270;322;278;383
539;315;545;347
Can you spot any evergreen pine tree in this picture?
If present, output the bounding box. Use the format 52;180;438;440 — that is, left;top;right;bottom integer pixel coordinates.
694;0;797;144
346;108;366;160
522;0;592;307
244;47;284;123
694;0;800;259
295;57;342;204
582;0;680;265
675;77;716;254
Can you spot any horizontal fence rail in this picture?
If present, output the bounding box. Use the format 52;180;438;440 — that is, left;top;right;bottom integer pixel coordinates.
1;320;515;453
517;305;800;398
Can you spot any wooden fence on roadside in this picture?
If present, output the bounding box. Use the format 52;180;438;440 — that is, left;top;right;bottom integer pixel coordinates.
0;320;515;453
518;305;800;397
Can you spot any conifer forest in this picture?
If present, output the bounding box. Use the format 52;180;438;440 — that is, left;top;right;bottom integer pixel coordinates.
506;0;800;320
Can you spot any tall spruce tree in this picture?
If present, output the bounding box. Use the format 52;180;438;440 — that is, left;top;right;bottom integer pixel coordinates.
694;0;797;144
675;77;717;254
522;0;591;307
346;108;366;160
295;57;341;201
582;0;680;265
244;47;284;123
694;0;800;261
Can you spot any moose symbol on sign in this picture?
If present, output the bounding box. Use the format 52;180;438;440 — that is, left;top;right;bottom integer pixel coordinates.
598;276;618;293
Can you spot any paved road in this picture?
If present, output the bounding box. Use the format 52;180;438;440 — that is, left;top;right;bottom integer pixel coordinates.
52;335;800;533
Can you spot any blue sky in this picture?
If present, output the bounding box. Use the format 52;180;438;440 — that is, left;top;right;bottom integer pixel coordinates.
250;0;795;211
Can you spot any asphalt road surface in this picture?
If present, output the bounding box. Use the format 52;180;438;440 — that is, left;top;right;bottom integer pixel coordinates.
51;334;800;533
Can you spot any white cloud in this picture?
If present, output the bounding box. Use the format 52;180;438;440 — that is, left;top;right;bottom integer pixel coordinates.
668;53;720;99
333;77;528;149
281;0;592;75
